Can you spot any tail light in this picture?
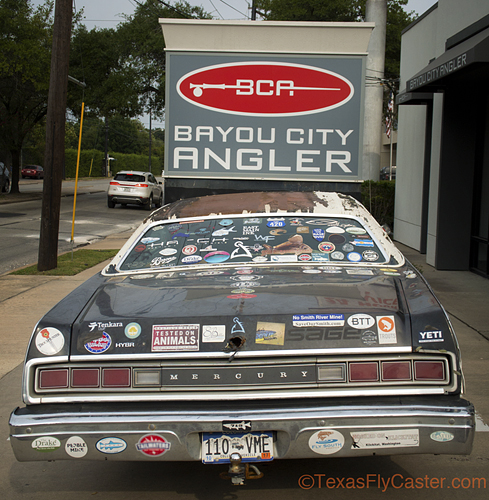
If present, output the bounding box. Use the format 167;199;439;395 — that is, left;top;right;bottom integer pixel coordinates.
134;183;149;188
109;181;120;186
349;362;379;382
414;361;445;381
39;369;69;389
102;368;131;387
382;361;411;381
72;368;99;388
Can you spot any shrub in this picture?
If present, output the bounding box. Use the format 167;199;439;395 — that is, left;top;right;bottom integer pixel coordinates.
361;180;396;230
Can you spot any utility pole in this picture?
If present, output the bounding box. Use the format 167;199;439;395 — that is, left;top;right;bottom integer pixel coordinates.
149;109;152;174
362;0;387;182
38;0;73;271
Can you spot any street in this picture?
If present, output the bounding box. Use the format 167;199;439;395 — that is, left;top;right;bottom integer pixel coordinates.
0;179;148;275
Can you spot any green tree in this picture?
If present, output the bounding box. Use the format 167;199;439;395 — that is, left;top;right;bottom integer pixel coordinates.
0;0;54;193
257;0;414;82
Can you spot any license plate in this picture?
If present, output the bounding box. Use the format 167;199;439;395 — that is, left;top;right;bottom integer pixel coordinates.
123;187;133;192
202;432;274;464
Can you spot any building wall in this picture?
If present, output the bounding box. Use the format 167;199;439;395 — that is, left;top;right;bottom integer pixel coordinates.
395;0;489;266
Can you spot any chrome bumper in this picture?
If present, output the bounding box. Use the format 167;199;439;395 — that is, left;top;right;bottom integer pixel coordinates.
9;397;475;462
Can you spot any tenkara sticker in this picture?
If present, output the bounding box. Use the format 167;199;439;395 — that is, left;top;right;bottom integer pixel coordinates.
32;436;61;452
35;327;65;356
255;322;285;345
309;430;344;455
350;429;419;449
293;314;345;328
202;325;226;343
96;437;127;454
152;324;199;351
377;316;397;344
136;434;171;456
347;314;375;329
84;332;111;354
125;322;142;339
65;436;88;458
430;431;454;443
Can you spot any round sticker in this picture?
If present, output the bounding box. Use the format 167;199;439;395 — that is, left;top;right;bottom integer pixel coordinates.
85;332;111;354
318;242;335;253
326;226;345;234
362;250;379;262
181;255;202;264
65;436;88;458
96;437;127;454
204;251;230;263
136;434;171;456
346;227;367;235
347;314;375;329
36;327;65;356
330;251;345;260
342;243;354;252
347;252;362;262
141;237;159;244
159;248;177;256
182;245;197;255
125;322;142;339
134;244;146;252
298;254;312;262
329;234;346;245
309;430;344;455
219;219;233;226
32;436;61;452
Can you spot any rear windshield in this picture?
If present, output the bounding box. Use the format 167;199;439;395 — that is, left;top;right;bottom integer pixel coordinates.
114;173;145;182
119;216;386;271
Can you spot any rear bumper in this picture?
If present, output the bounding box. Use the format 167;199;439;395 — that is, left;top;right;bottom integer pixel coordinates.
9;396;475;462
107;194;149;205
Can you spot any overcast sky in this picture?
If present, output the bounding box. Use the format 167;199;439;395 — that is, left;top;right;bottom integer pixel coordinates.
30;0;438;127
34;0;438;31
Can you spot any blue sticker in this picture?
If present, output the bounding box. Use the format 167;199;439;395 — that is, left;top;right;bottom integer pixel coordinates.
96;437;127;454
353;239;374;247
204;251;230;263
267;220;286;228
219;219;233;226
312;228;325;241
347;252;362;262
85;332;111;354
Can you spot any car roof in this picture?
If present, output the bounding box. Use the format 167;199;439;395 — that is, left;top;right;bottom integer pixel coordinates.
116;170;150;176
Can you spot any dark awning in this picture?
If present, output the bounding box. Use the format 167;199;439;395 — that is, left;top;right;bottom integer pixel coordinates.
405;26;489;92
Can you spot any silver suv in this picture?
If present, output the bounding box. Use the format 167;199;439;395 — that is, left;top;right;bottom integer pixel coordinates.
107;171;163;210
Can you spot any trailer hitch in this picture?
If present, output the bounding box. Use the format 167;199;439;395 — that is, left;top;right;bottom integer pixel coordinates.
219;453;264;485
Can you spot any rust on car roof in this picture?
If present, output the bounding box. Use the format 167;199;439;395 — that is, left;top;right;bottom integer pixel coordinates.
148;191;360;222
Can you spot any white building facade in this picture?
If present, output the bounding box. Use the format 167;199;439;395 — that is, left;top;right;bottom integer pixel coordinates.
395;0;489;277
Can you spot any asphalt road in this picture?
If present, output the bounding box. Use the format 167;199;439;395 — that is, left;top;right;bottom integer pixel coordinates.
0;179;148;275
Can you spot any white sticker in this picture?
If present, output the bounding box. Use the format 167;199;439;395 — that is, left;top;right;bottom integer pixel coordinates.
96;437;127;454
65;436;88;458
309;430;344;455
32;436;61;452
271;255;298;262
35;327;65;356
350;429;419;449
202;325;226;343
377;316;397;344
347;314;375;330
293;314;345;328
430;431;454;442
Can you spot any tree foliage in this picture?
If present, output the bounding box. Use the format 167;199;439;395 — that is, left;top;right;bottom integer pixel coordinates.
257;0;415;79
0;0;54;193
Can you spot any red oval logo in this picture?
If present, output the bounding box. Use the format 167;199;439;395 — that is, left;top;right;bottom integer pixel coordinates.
177;62;354;116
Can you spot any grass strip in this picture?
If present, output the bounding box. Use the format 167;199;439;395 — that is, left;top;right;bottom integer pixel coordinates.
11;249;119;276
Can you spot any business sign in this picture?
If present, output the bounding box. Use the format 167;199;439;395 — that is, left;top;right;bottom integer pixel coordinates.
165;53;366;181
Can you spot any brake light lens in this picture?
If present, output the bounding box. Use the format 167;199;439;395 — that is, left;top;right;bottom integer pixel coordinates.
102;368;131;387
109;181;120;186
134;183;148;188
382;361;411;381
349;362;379;382
39;369;69;389
72;368;100;388
414;361;445;381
